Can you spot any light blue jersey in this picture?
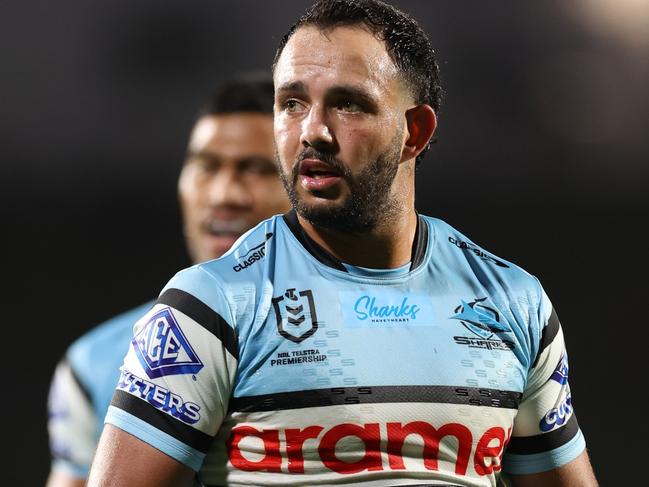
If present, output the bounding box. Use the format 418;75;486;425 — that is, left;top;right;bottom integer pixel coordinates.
106;212;585;486
47;302;153;477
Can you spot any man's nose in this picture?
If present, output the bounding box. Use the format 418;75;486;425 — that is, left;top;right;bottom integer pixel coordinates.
300;105;335;151
206;165;251;208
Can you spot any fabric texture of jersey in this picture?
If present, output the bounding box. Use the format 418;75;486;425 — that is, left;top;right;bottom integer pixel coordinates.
47;301;153;477
106;212;585;486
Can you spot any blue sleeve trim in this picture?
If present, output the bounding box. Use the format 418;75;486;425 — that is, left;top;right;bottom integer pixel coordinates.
105;405;205;472
51;458;89;478
503;429;586;475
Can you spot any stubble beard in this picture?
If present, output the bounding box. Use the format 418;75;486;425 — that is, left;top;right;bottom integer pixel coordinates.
277;130;403;233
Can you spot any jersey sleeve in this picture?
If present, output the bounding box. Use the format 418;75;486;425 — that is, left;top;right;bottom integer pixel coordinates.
104;266;239;471
47;358;97;478
503;287;586;474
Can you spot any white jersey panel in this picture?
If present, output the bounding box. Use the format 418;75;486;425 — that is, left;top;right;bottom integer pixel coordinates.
47;360;97;476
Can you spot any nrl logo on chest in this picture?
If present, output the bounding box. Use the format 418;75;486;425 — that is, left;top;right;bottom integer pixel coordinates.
272;288;319;343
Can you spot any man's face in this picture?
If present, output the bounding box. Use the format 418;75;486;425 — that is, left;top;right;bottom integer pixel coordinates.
273;25;410;232
179;113;290;263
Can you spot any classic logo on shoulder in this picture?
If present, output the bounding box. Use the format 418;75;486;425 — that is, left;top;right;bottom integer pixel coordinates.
451;298;514;351
448;236;509;268
233;233;273;273
132;308;203;379
272;288;319;343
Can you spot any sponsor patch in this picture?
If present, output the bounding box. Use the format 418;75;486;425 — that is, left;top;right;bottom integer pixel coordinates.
448;236;510;268
233;233;272;272
132;307;203;379
539;390;573;432
550;354;569;385
117;369;201;424
339;290;436;328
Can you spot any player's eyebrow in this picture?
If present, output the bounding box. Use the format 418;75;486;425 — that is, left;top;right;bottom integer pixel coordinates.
325;85;378;110
184;150;221;164
275;80;307;97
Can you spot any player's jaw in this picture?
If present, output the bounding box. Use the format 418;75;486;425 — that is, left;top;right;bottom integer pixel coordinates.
278;134;403;234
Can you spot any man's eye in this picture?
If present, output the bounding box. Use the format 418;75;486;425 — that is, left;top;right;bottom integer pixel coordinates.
339;101;363;113
285;99;305;113
240;159;277;176
186;156;218;172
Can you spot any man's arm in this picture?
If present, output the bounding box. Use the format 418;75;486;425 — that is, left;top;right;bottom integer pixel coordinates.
46;359;98;486
45;470;86;487
508;450;598;487
87;424;195;487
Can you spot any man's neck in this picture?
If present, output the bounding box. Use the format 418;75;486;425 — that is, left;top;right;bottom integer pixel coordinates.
296;209;418;269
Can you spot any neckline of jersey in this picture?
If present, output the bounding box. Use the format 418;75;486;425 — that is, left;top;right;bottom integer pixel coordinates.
279;210;435;282
342;260;411;278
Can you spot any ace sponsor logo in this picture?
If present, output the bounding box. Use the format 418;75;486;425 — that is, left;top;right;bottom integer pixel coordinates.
132;307;203;379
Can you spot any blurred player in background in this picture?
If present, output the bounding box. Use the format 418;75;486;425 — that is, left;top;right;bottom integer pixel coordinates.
45;73;290;487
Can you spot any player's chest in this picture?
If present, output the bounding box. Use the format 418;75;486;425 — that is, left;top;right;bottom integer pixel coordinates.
234;278;528;397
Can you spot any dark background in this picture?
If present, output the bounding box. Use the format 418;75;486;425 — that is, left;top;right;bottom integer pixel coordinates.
2;1;647;484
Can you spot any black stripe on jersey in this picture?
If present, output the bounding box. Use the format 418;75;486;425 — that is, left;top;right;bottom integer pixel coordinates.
65;358;93;405
506;413;580;455
229;385;522;413
157;288;238;360
111;390;214;453
532;307;561;368
410;213;429;271
282;210;430;272
282;210;347;271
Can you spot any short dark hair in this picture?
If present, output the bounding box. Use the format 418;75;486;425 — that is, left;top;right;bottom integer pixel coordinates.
200;71;274;116
273;0;442;113
272;0;442;162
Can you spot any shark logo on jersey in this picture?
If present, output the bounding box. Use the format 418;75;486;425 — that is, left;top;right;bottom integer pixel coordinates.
132;307;203;379
451;298;509;339
272;288;319;343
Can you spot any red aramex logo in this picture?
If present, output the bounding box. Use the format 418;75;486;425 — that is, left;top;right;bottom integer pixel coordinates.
227;421;511;476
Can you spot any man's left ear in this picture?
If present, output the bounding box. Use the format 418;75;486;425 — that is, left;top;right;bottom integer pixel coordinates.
401;104;437;163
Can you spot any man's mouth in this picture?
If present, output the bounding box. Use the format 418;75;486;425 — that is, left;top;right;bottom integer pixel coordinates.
203;218;249;237
299;159;343;191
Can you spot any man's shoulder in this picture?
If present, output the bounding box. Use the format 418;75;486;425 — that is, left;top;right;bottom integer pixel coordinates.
63;300;154;401
173;215;279;283
423;215;542;292
159;215;284;322
67;301;154;369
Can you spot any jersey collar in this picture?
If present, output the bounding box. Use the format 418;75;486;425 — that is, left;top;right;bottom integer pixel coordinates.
282;210;429;273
